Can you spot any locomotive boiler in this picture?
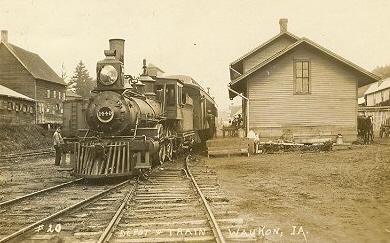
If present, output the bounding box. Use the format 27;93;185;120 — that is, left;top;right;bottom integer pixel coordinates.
86;91;161;135
65;38;217;179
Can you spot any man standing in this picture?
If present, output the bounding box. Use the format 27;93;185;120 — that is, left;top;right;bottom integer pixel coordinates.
206;110;216;139
53;127;64;166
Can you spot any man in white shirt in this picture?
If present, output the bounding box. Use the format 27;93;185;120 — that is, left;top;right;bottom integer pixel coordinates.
53;127;64;166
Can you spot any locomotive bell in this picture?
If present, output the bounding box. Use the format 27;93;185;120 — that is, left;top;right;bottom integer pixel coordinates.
139;59;157;99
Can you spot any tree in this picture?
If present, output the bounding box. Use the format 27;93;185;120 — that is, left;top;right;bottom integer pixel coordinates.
60;63;68;82
69;61;95;98
372;64;390;79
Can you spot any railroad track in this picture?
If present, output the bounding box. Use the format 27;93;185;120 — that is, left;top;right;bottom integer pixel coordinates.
0;179;132;242
0;149;54;161
0;179;83;207
1;156;252;242
96;155;251;242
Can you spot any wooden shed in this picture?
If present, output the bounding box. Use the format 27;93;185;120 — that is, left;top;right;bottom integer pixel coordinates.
228;19;380;143
0;84;36;124
0;30;66;126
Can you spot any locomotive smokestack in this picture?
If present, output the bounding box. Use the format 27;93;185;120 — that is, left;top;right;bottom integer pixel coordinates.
109;39;125;64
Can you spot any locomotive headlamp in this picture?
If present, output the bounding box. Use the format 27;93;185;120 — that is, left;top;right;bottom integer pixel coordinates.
99;65;118;85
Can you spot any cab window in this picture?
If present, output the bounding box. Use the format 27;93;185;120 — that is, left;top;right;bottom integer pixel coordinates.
166;84;175;106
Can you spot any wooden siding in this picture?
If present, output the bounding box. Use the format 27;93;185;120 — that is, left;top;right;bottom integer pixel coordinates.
181;105;194;131
242;35;296;73
366;89;390;106
366;93;375;106
35;79;66;103
247;44;359;142
0;44;36;99
36;80;65;124
0;96;35;124
63;99;88;137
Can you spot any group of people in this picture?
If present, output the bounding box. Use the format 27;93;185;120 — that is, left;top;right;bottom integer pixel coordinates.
357;114;374;144
230;114;244;129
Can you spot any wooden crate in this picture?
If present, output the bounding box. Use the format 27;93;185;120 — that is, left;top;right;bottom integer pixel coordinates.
206;138;249;158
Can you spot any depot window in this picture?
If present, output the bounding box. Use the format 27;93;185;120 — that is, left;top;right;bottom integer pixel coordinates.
294;60;310;94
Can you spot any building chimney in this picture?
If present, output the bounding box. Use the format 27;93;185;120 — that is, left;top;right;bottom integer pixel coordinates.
279;18;288;33
1;30;8;43
109;39;125;64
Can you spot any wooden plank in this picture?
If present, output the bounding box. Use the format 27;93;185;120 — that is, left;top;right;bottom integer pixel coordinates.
75;142;80;173
98;155;106;175
111;142;118;174
79;143;86;174
208;149;249;158
85;145;93;174
126;142;130;172
121;143;126;173
84;145;93;174
84;142;91;174
116;142;120;173
105;144;113;174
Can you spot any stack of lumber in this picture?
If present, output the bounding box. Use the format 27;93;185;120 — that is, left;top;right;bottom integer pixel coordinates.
206;137;250;158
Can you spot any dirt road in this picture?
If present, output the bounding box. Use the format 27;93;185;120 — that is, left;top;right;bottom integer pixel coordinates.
205;140;390;242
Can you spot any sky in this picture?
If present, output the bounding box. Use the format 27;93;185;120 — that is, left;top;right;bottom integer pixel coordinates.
1;0;390;110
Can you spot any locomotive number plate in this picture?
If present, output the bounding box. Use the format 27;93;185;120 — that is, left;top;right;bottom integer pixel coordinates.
97;106;114;123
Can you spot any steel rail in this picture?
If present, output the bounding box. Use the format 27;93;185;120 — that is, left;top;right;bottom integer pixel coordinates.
185;155;226;243
0;178;83;207
0;179;131;243
97;179;138;243
0;150;53;160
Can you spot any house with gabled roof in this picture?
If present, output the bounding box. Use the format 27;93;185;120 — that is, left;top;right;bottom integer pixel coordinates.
0;30;66;126
363;78;390;106
228;19;381;143
146;63;165;78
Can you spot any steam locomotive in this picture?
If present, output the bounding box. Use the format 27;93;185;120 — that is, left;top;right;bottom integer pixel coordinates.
65;39;217;178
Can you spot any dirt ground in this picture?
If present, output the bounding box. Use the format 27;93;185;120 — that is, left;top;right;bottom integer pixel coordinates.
0;155;73;202
204;139;390;243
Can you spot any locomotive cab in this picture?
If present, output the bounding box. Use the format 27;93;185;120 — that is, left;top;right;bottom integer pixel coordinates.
155;78;184;120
